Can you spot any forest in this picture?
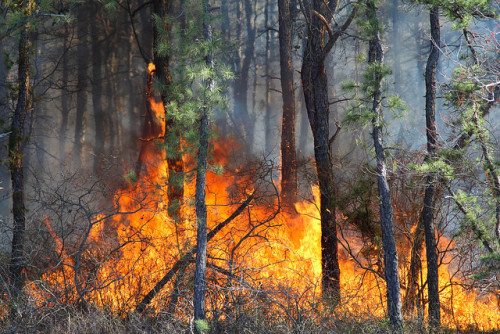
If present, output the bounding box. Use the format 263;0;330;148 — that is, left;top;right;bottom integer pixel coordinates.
0;0;499;333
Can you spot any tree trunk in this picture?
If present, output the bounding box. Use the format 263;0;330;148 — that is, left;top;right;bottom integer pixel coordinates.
74;6;89;166
300;0;354;302
233;0;256;150
8;21;31;318
264;0;272;154
403;219;424;317
423;6;441;329
59;28;70;161
193;1;214;329
91;4;105;173
367;2;403;328
278;0;297;206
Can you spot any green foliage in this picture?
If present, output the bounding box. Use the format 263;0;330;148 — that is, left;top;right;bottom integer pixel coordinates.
413;0;496;29
452;189;496;246
410;158;455;180
444;66;484;108
343;102;374;127
99;0;118;15
386;95;408;117
354;0;384;37
342;2;406;135
124;170;137;185
361;62;391;96
472;252;500;281
210;164;224;176
194;319;210;332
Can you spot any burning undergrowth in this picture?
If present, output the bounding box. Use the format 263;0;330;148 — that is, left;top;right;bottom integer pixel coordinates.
1;68;498;332
6;134;496;332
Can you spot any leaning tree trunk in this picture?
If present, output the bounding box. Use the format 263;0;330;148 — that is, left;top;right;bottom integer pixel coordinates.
423;6;441;329
366;1;403;329
278;0;297;206
193;0;214;330
301;0;355;302
8;20;31;318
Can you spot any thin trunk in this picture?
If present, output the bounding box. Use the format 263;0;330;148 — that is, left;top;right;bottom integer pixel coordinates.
59;28;70;161
367;2;403;329
476;113;500;243
423;6;441;329
8;20;31;318
462;29;500;245
74;7;88;166
264;0;272;153
278;0;297;206
193;1;214;328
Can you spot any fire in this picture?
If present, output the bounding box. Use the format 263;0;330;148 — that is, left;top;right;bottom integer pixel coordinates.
30;70;499;331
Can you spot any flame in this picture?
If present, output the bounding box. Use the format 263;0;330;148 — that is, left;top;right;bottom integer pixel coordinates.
29;72;499;331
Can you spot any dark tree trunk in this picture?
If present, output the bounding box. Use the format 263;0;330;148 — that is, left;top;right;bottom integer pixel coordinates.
367;2;403;329
403;219;424;317
91;4;105;173
193;1;214;328
59;28;70;161
423;6;441;329
278;0;297;206
8;23;31;318
301;0;354;302
264;0;272;154
74;7;89;166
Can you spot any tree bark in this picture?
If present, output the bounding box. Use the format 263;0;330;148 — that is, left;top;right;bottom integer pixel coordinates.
8;19;31;318
367;2;403;329
300;0;354;302
278;0;297;206
423;6;441;329
193;1;214;329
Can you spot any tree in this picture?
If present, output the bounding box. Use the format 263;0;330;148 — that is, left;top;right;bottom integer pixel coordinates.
421;5;441;329
278;0;297;206
193;0;214;329
300;0;355;301
8;6;31;317
364;0;403;329
233;0;257;150
73;5;88;167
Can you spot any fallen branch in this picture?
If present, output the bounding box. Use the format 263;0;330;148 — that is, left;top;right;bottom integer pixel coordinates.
134;192;255;314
